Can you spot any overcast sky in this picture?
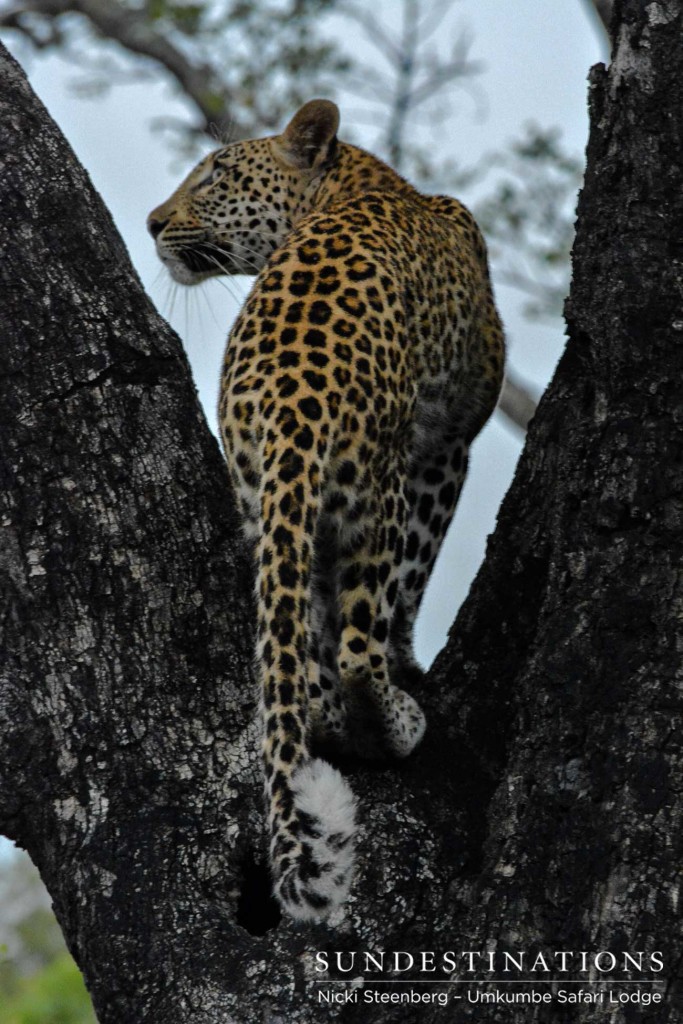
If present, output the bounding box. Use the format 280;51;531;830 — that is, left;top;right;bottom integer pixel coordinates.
4;1;605;668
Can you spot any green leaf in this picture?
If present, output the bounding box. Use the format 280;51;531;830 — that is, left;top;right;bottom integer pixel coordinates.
1;954;96;1024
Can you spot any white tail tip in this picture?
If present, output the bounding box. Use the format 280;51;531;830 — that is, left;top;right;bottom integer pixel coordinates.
274;759;357;921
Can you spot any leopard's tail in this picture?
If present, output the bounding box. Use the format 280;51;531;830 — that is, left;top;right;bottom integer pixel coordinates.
256;455;357;922
271;759;357;921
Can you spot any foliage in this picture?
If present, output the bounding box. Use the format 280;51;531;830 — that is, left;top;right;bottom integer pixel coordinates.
0;853;64;979
0;954;96;1024
0;851;96;1023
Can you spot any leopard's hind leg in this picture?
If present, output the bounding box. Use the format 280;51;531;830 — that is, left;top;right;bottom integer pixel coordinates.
334;458;426;759
389;435;469;688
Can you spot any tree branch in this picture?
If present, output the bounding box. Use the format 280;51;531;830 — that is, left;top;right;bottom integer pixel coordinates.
590;0;613;34
497;371;538;433
581;0;613;44
338;2;404;65
0;0;253;138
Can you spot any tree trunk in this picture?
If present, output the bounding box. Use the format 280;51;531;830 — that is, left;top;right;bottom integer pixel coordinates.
1;0;681;1020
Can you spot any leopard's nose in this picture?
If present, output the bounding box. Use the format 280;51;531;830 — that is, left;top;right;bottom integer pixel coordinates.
147;215;169;240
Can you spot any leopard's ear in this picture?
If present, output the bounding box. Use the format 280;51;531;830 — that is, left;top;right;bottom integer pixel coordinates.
274;99;339;171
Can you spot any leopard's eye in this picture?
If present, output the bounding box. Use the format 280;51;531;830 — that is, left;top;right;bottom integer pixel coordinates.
194;166;223;190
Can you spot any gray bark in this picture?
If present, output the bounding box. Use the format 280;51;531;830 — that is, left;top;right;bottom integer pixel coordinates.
0;0;681;1020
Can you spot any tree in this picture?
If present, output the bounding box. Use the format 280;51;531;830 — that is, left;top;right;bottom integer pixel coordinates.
1;1;681;1022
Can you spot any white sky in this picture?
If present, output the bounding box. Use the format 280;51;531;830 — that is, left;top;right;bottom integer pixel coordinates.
4;1;605;668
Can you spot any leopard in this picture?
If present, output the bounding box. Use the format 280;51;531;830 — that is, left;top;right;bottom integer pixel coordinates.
148;99;504;923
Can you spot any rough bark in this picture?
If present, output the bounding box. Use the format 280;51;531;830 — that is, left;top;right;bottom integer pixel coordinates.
0;0;681;1021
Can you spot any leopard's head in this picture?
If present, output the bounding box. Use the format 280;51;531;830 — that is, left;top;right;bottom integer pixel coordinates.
147;100;339;284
